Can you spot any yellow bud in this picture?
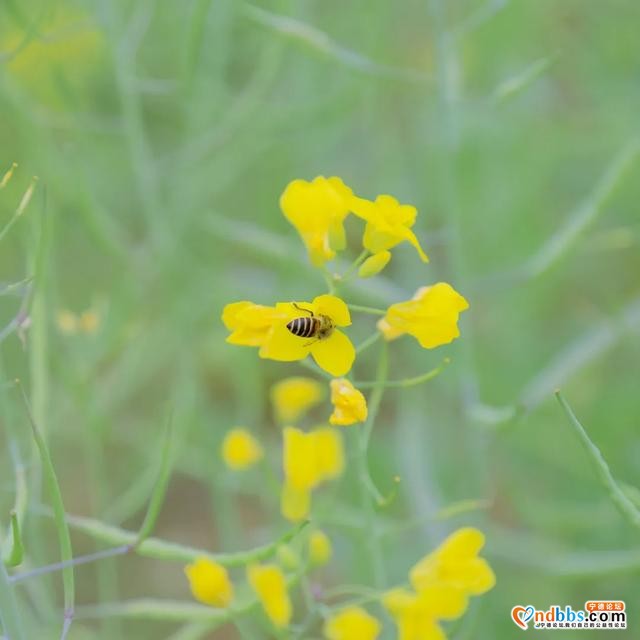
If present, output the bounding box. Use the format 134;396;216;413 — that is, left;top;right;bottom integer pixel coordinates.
358;250;392;278
221;428;263;470
184;557;233;608
308;529;332;567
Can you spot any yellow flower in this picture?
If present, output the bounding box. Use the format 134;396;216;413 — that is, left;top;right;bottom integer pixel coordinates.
184;557;233;608
247;564;292;628
223;295;355;377
280;483;311;522
358;250;392;278
78;310;100;334
56;310;78;335
308;529;332;567
378;283;469;349
280;176;354;266
222;301;279;347
383;528;495;639
351;195;428;262
329;379;368;426
281;427;344;522
383;589;447;640
271;377;324;423
324;606;381;640
409;527;495;597
283;427;344;491
221;428;263;470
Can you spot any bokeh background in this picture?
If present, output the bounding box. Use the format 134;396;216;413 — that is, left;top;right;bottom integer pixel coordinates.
1;0;639;638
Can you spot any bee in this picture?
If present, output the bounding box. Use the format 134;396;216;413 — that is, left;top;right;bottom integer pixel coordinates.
286;303;334;345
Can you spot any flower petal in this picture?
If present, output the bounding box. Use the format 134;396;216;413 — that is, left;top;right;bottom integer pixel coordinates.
259;321;311;361
358;251;391;278
313;294;351;326
311;330;355;376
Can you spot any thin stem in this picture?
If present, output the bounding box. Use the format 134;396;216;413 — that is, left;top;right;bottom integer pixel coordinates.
347;304;386;316
556;392;640;529
18;384;75;632
339;250;369;281
355;342;389;588
355;358;450;389
355;332;382;355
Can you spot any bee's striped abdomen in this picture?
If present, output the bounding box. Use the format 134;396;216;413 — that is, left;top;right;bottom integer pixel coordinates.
287;316;318;338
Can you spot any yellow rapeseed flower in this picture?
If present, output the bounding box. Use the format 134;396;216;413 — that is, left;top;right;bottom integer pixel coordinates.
351;195;428;262
184;557;234;608
383;588;447;640
358;250;392;278
324;606;381;640
283;427;344;491
56;310;78;335
409;527;495;596
221;428;263;470
281;427;345;522
383;528;495;640
223;294;355;377
280;483;311;522
247;564;292;628
271;376;325;423
329;378;368;426
378;283;469;349
280;176;354;266
222;301;279;347
78;310;100;334
308;529;332;566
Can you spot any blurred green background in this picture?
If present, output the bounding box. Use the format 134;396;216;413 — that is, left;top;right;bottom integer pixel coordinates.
1;0;639;638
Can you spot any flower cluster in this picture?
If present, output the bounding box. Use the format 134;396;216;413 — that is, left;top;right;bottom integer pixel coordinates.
183;176;489;637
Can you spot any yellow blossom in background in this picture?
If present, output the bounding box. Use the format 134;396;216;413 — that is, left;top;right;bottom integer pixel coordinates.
223;295;355;376
329;378;368;426
78;310;100;334
221;428;263;470
384;528;495;640
308;529;332;566
247;564;292;628
280;483;311;522
383;588;447;640
358;250;392;278
378;283;469;349
280;176;354;265
410;527;495;596
283;426;344;491
56;308;101;335
281;427;344;522
276;544;300;571
3;10;103;107
184;557;233;608
351;195;428;262
271;376;324;423
324;606;381;640
56;310;78;335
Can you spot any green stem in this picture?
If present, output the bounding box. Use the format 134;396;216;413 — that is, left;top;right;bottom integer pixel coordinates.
556;391;640;530
18;385;75;627
347;304;386;316
355;342;389;588
339;250;369;281
0;557;25;640
39;512;307;566
0;177;37;244
355;332;382;355
355;358;450;389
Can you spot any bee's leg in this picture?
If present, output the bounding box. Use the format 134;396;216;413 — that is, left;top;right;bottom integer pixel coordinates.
292;302;314;316
302;338;319;347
